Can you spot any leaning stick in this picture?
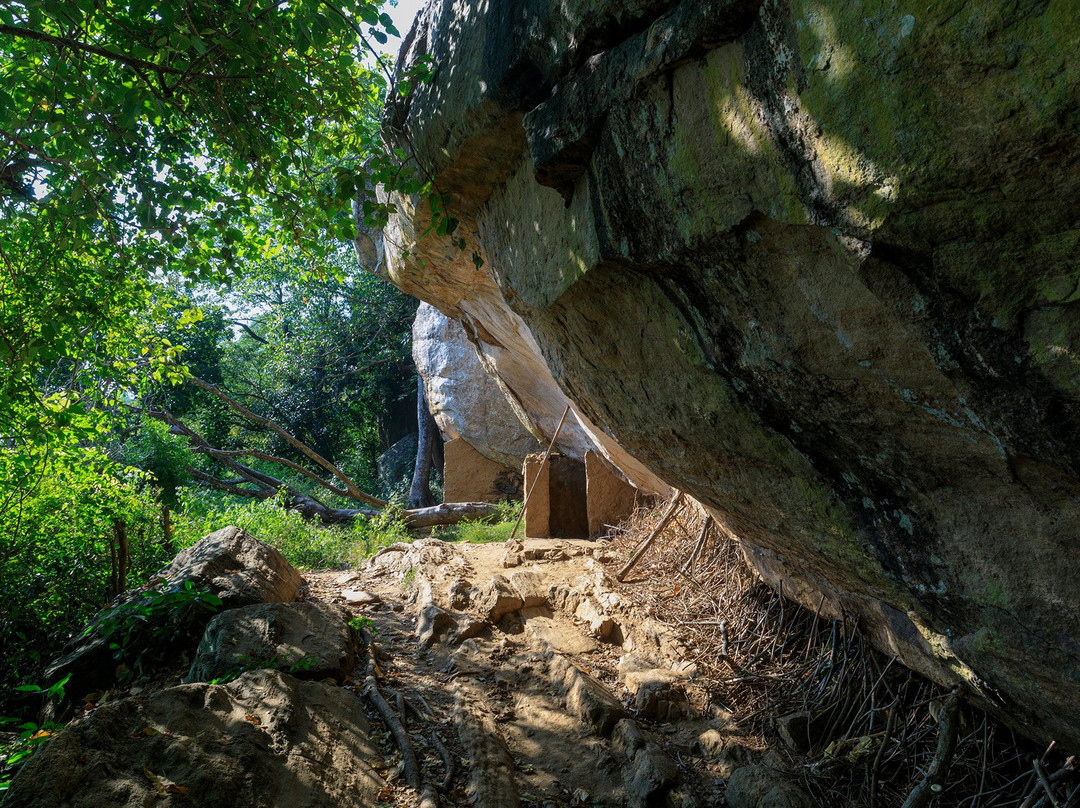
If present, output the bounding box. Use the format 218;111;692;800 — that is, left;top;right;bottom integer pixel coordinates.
509;404;571;541
616;491;685;582
901;689;961;808
681;515;713;576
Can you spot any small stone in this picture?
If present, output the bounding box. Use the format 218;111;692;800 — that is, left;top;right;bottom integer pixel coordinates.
612;718;647;760
576;598;616;640
342;589;381;606
696;728;726;758
775;711;822;753
501;551;523;568
448;579;472;609
627;743;681;808
548;583;583;614
453;618;489;644
509;571;549;607
712;743;749;779
550;654;626;735
416;604;457;648
476;575;524;622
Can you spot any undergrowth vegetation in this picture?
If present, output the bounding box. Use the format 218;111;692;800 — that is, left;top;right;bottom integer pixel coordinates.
173;490;413;570
433;500;522;544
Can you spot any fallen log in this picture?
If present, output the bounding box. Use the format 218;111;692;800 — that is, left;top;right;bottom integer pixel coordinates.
403;502;500;529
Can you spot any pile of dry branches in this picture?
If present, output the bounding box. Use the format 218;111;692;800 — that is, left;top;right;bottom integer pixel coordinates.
607;495;1078;807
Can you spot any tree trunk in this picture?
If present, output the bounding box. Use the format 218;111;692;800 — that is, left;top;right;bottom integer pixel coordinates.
108;518;129;599
403;502;499;529
409;375;437;509
161;504;174;554
431;425;445;483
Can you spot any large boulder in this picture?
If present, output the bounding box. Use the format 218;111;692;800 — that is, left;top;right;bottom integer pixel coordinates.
382;0;1080;747
46;527;302;699
185;602;357;685
158;526;303;608
3;670;383;808
413;301;542;466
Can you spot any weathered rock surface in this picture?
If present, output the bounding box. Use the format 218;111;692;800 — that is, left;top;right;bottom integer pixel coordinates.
4;670;383;808
159;526;303;608
383;0;1080;747
186;602;356;684
443;436;523;503
724;763;815;808
46;527;302;698
413;301;540;467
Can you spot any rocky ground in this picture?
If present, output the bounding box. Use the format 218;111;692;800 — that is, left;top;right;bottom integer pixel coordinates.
303;535;805;808
5;520;1076;807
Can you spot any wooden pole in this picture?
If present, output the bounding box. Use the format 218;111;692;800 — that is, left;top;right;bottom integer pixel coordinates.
509;405;571;542
616;491;685;582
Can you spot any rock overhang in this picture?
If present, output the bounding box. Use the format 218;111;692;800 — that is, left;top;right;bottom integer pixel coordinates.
379;0;1080;748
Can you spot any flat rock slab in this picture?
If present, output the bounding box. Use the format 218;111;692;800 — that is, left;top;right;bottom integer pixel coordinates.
4;670;383;808
525;616;598;655
341;589;381;606
187;602;356;684
550;654;626;736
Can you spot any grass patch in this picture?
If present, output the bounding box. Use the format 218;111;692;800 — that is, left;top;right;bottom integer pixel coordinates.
173;490;412;570
433;500;522;544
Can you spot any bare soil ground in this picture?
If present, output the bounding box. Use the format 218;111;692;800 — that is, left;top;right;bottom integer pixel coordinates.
302;502;1077;808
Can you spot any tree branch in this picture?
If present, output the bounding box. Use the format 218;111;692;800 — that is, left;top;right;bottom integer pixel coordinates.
188;375;387;508
187;468;272;499
227;319;270;345
193;447;352;499
0;24;250;79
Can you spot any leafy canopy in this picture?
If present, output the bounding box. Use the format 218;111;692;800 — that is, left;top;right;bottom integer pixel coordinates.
0;0;418;434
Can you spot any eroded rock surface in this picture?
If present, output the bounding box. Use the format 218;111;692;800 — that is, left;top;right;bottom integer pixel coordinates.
3;670;383;808
46;527;303;699
186;601;357;684
383;0;1080;746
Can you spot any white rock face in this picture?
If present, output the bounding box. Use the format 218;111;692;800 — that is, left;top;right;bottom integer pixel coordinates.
413;302;541;468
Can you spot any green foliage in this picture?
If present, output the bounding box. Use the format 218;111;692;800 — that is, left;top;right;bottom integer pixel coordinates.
348;615;378;636
119;416;197;509
436;500;523;544
173;490;411;570
0;445;170;712
0;674;69;792
94;580;223;675
0;0;416;435
154;246;417;496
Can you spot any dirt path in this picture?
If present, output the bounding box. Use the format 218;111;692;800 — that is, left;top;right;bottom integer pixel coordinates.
302;537;792;808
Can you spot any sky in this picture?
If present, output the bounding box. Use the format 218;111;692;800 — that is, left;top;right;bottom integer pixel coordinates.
377;0;428;56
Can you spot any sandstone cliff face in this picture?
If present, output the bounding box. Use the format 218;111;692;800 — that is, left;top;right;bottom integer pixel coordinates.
382;0;1080;747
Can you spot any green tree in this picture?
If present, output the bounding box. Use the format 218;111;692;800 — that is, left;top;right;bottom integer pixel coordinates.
0;446;166;710
0;0;412;433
